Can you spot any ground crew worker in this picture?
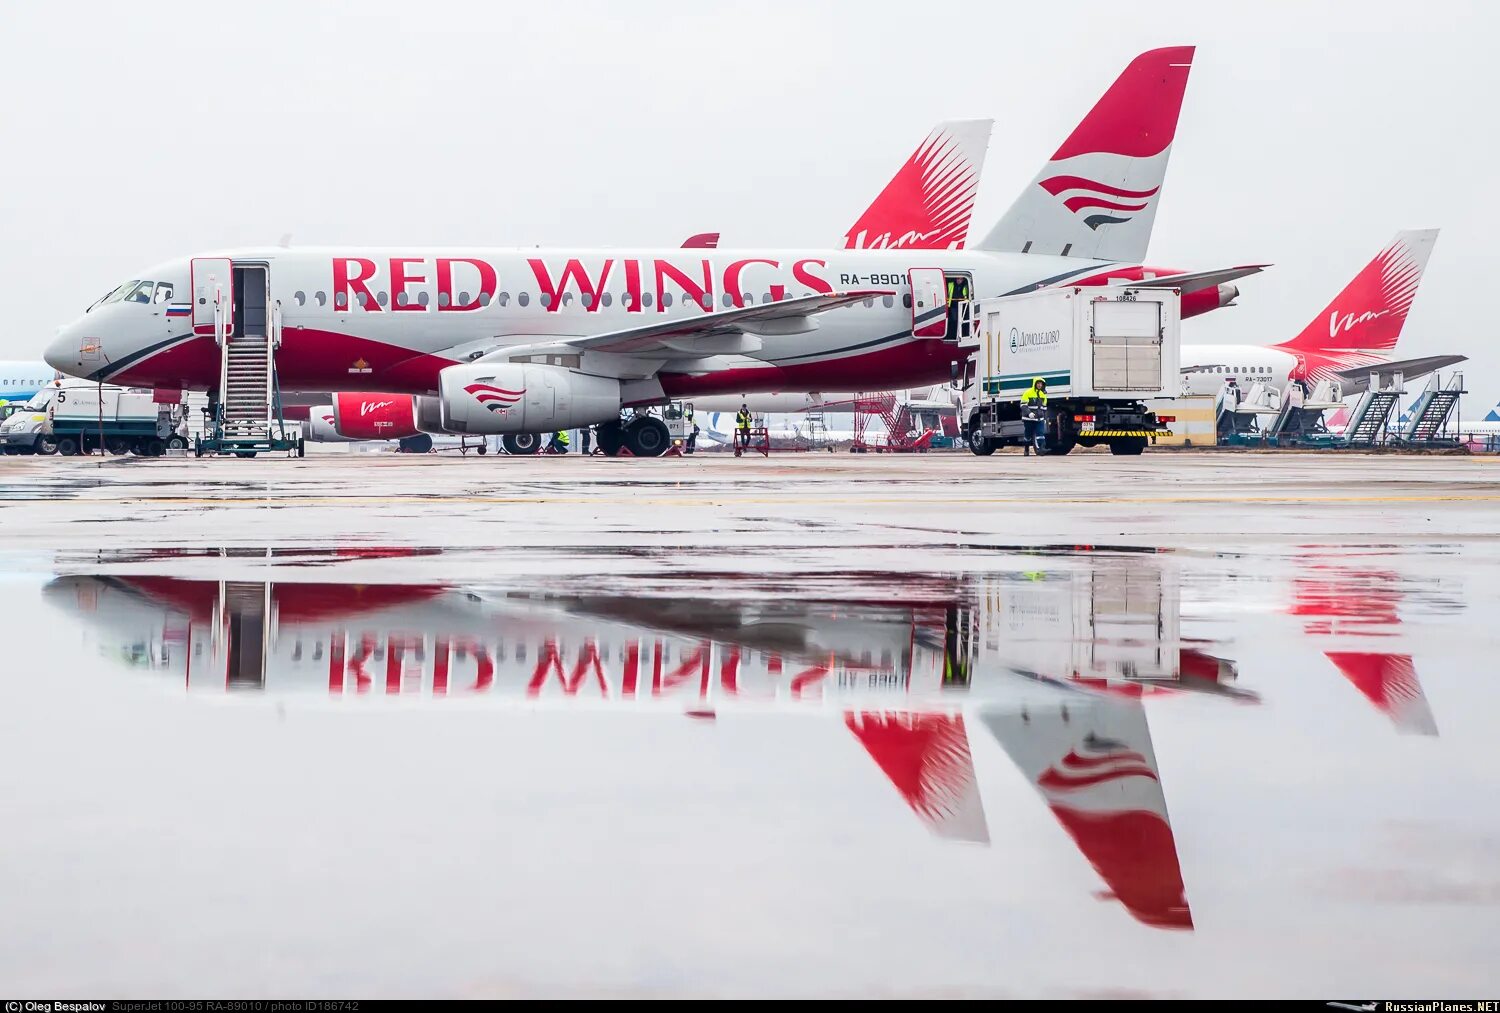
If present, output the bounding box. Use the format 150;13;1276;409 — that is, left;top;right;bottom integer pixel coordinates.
735;403;752;451
580;426;592;455
686;422;699;454
548;429;570;454
1020;377;1048;456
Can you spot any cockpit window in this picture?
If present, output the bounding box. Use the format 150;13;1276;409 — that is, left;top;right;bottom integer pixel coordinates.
87;280;148;313
153;282;174;304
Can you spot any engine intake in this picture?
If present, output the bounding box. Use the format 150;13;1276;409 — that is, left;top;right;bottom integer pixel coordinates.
304;406;353;443
439;363;622;433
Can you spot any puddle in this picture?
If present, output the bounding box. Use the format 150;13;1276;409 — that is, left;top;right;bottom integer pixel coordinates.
7;540;1493;994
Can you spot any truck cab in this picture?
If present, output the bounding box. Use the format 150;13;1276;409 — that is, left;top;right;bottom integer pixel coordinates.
0;387;60;454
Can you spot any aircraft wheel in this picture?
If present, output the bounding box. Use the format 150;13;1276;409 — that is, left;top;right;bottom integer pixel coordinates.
625;417;670;457
503;433;542;455
595;421;624;457
398;434;433;454
1109;437;1147;456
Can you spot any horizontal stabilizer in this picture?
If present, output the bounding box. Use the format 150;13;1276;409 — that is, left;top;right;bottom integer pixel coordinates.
1334;354;1467;390
1126;264;1269;295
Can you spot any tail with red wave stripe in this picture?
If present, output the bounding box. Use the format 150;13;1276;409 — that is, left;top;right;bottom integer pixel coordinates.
842;119;993;250
1275;229;1439;354
977;46;1195;262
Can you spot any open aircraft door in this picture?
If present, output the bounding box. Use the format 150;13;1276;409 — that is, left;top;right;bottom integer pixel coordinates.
191;257;233;338
909;268;948;338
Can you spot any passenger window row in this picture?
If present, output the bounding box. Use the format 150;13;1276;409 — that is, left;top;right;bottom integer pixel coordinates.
288;291;908;311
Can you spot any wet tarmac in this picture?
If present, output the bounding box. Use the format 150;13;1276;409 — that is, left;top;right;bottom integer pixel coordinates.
1;452;1497;997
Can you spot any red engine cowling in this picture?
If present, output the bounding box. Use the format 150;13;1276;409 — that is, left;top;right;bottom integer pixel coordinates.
331;393;420;440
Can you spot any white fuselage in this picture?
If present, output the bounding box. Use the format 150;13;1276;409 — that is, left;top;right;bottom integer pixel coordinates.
46;246;1152;401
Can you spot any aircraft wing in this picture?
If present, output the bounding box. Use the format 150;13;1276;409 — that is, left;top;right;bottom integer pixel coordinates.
1126;264;1270;295
485;290;892;360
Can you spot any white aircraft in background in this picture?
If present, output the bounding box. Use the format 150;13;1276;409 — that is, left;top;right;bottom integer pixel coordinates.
0;361;59;404
47;47;1264;457
731;229;1458;429
1179;229;1459;396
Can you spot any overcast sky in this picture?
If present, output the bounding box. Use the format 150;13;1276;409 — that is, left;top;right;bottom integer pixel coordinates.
2;1;1495;409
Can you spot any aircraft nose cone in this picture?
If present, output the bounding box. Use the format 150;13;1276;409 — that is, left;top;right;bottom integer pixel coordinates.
45;328;84;376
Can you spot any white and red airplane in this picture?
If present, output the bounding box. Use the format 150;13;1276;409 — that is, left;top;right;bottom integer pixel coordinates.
1180;228;1459;396
47;47;1260;457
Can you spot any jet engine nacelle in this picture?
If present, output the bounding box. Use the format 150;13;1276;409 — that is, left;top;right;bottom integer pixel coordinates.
439;363;622;434
304;406;356;443
331;392;421;441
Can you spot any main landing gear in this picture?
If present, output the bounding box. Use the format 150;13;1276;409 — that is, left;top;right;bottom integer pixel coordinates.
592;417;670;457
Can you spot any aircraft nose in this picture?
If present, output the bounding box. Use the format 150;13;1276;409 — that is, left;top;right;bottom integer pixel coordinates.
45;327;84;376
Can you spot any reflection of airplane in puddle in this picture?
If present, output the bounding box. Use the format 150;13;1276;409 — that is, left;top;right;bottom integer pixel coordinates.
1289;558;1439;736
49;553;1243;931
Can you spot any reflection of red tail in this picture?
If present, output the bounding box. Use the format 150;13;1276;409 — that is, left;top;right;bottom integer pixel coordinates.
982;702;1192;930
1325;652;1438;736
1049;807;1193;929
846;711;989;843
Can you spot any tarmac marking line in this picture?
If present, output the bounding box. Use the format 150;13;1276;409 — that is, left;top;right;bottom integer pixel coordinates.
114;493;1500;507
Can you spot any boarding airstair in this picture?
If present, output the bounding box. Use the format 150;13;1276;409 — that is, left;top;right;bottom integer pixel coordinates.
1394;372;1465;447
1217;381;1280;444
1266;379;1344;445
195;280;302;458
1341;376;1403;447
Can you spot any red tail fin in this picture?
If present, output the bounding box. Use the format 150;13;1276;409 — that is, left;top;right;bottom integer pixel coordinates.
1277;229;1439;353
843;120;992;250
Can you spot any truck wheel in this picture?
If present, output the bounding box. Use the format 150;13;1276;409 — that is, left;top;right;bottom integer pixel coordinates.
1109;437;1147;456
233;449;256;459
503;433;541;455
106;438;131;455
35;435;59;456
166;436;187;450
625;417;670;457
1040;440;1076;456
56;437;79;456
967;431;996;457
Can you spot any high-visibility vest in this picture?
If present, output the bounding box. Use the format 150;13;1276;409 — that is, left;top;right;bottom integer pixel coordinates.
736;410;751;430
1021;385;1048;406
555;430;570;446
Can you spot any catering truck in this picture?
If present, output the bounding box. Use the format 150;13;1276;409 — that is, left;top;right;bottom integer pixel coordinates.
0;381;191;456
961;287;1180;456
